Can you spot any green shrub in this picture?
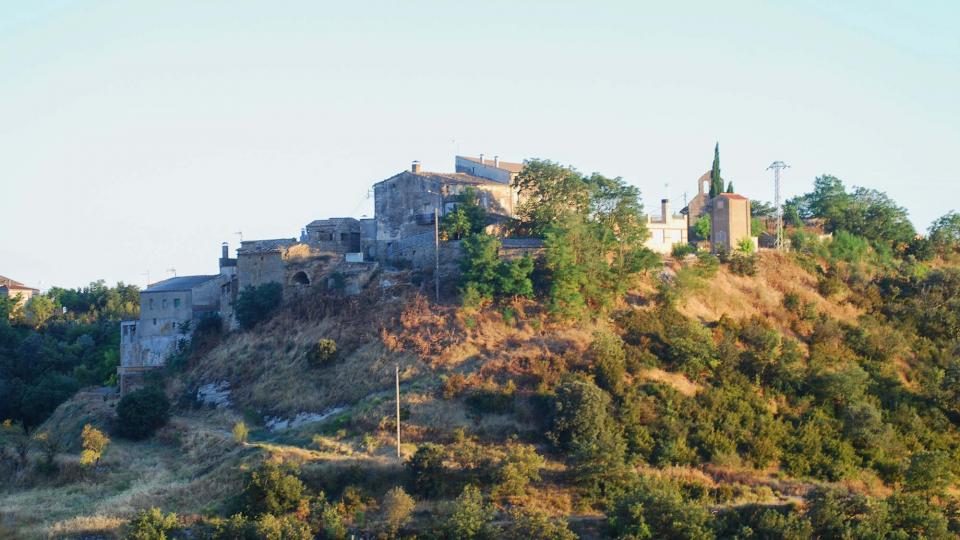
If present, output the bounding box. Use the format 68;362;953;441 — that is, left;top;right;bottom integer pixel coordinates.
728;253;758;276
232;421;249;444
115;386;170;440
504;507;577;540
240;462;307;517
407;443;448;497
671;243;697;258
380;486;416;536
609;476;716;540
309;339;338;368
782;291;801;314
737;237;755;254
442;485;497;540
591;331;627;398
494;442;545;498
125;508;179;540
235;282;283;330
465;381;515;415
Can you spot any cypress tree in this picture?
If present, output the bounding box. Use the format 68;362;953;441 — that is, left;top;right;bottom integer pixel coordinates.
726;181;734;193
709;143;723;197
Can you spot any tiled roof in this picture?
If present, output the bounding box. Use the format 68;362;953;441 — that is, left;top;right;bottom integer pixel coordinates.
237;238;298;254
0;275;36;290
458;155;524;173
145;275;219;293
717;193;748;200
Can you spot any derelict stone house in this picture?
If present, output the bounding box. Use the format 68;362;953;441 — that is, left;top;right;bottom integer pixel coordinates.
301;218;362;254
118;245;237;393
373;157;523;264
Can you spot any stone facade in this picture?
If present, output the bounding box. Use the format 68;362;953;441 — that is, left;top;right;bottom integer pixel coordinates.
711;193;754;252
373;164;516;264
302;218;362;254
682;171;713;240
644;199;688;254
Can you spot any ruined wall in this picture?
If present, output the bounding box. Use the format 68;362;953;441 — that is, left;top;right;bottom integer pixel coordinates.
238;251;286;290
303;218;362;253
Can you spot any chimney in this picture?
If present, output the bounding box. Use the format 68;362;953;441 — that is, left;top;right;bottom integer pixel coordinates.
661;199;670;221
479;153;484;164
494;155;500;167
411;160;421;173
221;242;229;259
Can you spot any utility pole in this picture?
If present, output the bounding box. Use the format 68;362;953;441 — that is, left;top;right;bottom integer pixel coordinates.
767;161;790;251
395;363;401;460
434;207;440;302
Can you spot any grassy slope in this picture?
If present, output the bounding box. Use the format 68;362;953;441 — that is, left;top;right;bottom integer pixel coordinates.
0;252;884;538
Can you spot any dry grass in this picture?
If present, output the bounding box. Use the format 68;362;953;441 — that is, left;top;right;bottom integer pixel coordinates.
636;367;701;396
679;252;861;337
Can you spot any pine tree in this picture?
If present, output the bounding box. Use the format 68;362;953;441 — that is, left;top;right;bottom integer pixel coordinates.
709;143;723;197
726;181;734;193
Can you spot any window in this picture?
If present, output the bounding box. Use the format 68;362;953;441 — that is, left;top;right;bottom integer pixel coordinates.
149;298;154;310
716;200;725;209
162;298;167;309
173;298;181;308
340;232;348;242
153;318;157;325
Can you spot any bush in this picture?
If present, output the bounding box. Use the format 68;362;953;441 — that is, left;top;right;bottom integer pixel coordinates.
381;486;416;536
407;443;448;497
465;381;515;415
737;237;755;254
591;332;627;398
609;476;716;540
115;386;170;440
125;508;179;540
233;421;249;444
443;485;497;540
504;507;577;540
79;423;109;468
309;339;338;368
671;243;697;258
494;442;545;498
240;462;307;517
235;283;283;330
783;291;802;314
728;254;758;276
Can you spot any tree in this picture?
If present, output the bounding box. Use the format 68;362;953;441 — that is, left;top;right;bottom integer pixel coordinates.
115;386;170;440
513;159;591;236
693;215;711;240
504;507;577;540
460;233;503;301
497;256;534;299
494;442;545;498
23;295;56;329
309;339;338;368
381;486;416;537
929;210;960;252
233;421;249;444
709;143;723;198
726;181;734;193
407;443;447;496
443;485;496;540
234;283;283;330
79;423;109;468
441;188;487;240
240;462;306;517
609;476;716;540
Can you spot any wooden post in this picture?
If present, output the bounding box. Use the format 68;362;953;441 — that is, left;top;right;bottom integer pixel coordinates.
434;207;440;301
395;363;401;460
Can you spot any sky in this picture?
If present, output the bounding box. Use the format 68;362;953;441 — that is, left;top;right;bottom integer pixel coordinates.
1;1;958;289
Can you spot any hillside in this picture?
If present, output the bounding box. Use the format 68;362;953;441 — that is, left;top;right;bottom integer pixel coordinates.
4;243;960;538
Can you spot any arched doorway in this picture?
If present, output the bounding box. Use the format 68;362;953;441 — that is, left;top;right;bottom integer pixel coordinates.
292;271;310;286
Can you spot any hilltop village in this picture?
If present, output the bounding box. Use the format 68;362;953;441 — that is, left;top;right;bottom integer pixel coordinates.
116;154;760;392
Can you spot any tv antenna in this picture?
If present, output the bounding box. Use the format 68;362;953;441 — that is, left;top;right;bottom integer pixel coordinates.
167;268;177;278
767;161;790;251
234;231;243;243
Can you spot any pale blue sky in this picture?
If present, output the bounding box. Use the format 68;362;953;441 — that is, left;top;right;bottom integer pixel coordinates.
2;1;958;289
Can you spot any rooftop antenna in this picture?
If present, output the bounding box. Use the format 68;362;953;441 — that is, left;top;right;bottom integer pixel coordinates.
167;268;177;278
234;231;243;243
767;161;790;251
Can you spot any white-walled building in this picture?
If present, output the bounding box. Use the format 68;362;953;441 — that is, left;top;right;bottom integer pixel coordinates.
644;199;688;254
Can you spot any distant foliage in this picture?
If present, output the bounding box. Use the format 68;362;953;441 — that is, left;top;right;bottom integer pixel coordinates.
504;508;577;540
380;486;416;536
232;421;249;444
442;485;496;540
125;508;179;540
459;233;535;306
79;423;109;467
309;338;338;368
441;187;487;240
115;386;170;440
693;215;711;240
407;443;448;497
928;210;960;253
240;462;307;517
235;282;284;330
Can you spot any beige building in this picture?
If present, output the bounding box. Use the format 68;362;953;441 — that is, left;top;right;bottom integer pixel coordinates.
711;193;754;252
118;245;237;393
644;199;688;254
0;275;39;311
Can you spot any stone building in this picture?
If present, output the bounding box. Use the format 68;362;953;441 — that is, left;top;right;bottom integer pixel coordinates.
373;161;518;263
301;218;362;254
0;275;39;310
118;245;237;393
644;199;688;254
711;192;754;252
455;155;524;185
